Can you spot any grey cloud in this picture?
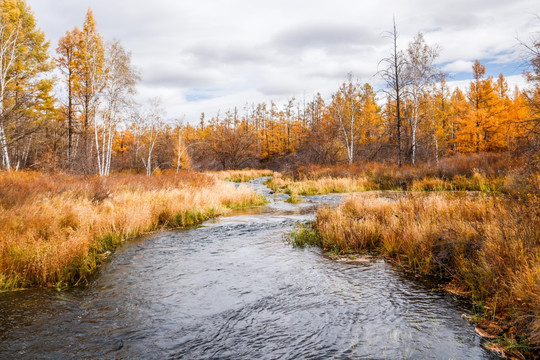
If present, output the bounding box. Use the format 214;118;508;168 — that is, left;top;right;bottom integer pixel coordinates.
307;67;373;81
273;23;383;52
143;67;217;88
257;82;299;96
429;12;482;31
183;43;270;66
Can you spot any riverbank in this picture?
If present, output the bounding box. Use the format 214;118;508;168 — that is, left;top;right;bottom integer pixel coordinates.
291;192;539;358
268;154;518;195
0;171;266;290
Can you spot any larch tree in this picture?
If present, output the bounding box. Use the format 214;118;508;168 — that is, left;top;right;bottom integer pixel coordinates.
452;87;475;153
430;77;452;163
56;27;81;167
74;8;104;172
356;83;384;159
466;60;502;152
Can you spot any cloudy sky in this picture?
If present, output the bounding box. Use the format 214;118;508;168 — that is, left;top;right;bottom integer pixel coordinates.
26;0;540;123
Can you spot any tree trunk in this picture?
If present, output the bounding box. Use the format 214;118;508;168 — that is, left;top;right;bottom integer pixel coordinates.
0;122;10;171
176;128;182;173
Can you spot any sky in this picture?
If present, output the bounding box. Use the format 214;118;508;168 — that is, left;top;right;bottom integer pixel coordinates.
26;0;540;124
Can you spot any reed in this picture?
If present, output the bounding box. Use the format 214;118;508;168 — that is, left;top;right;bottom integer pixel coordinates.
0;171;266;290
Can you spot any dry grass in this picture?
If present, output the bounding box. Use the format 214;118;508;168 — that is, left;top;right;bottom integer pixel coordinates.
299;193;540;352
293;153;520;180
270;153;517;194
208;169;274;182
0;171;266;290
269;173;374;195
269;171;506;195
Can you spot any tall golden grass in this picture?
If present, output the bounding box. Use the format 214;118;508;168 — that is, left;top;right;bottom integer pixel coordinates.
0;171;266;290
269;173;373;195
270;153;518;195
209;169;274;182
296;193;539;352
269;171;506;195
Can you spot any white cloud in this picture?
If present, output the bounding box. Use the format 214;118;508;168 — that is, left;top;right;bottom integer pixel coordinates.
26;0;540;123
442;60;475;73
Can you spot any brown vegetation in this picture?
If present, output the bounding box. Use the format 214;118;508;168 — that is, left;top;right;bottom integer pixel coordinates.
269;153;516;195
209;169;274;182
0;171;266;290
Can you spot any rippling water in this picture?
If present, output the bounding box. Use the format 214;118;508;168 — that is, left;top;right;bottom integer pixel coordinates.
0;178;500;359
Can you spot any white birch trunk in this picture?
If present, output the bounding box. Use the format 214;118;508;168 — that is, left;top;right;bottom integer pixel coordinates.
0;123;10;171
94;125;103;175
105;126;114;176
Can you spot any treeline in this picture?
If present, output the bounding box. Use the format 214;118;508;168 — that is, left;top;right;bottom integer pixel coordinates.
184;68;535;170
0;1;538;174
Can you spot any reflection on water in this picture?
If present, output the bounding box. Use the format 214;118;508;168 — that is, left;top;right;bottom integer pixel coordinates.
0;178;500;359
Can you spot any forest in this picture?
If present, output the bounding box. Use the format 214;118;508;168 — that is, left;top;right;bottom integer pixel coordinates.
0;3;537;175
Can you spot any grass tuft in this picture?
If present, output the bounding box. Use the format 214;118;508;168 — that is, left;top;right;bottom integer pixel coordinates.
289;222;322;248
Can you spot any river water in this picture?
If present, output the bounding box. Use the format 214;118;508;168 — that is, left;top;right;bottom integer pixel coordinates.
0;178;500;359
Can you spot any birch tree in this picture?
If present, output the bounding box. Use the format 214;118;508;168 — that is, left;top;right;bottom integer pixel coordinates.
404;32;440;165
94;40;139;176
330;76;360;164
140;98;165;176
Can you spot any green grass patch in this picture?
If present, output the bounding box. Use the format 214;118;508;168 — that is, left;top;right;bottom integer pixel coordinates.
289;222;322;248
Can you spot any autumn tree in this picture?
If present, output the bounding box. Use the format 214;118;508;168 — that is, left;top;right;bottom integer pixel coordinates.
56;27;81;167
379;18;409;166
139;98;165;176
330;76;360;164
457;60;505;152
74;8;104;172
404;32;440;165
0;0;54;171
521;23;540;148
355;83;384;159
94;40;139;176
205;111;257;169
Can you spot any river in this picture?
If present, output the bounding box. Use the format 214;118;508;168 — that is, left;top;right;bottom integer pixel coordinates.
0;178;500;359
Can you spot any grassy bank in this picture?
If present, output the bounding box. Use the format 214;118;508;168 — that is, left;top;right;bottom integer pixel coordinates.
0;171;266;290
292;193;539;356
269;154;516;195
209;169;274;182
